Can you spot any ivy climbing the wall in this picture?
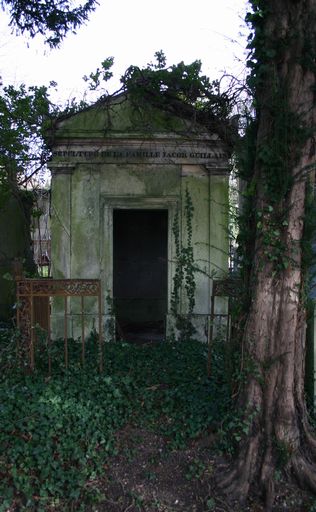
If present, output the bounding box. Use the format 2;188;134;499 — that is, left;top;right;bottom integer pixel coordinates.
171;187;196;341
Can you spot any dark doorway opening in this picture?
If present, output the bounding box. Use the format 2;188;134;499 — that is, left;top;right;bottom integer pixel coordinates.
113;209;168;342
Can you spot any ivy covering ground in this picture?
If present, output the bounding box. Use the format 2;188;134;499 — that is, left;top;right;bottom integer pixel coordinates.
0;333;231;511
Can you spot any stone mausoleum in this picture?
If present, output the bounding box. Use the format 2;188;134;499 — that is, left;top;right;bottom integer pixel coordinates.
48;93;231;342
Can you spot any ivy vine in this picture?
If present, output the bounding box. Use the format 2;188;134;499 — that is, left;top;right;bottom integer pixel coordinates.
171;187;196;340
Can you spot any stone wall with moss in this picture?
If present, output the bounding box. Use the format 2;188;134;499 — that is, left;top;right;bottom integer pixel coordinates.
49;94;230;341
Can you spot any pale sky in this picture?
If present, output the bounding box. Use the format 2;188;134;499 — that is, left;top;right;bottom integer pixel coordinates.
0;0;249;105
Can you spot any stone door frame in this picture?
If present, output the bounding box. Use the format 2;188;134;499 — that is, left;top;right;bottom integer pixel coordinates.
101;195;179;336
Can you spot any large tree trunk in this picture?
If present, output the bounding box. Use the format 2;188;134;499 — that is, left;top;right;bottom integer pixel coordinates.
220;0;316;506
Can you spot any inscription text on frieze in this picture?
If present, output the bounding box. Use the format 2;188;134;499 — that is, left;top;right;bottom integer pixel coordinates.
52;149;227;160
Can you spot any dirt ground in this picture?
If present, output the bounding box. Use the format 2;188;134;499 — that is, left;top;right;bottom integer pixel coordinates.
87;425;315;512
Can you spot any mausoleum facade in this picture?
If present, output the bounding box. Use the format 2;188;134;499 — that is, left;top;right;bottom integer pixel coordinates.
48;93;231;342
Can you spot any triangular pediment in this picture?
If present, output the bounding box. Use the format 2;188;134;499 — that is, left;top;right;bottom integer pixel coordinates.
52;93;225;142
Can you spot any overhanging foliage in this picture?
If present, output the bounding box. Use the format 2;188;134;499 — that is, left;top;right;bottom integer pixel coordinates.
1;0;98;47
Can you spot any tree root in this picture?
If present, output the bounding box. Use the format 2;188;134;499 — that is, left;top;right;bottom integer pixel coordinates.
292;453;316;493
217;436;260;502
216;437;316;508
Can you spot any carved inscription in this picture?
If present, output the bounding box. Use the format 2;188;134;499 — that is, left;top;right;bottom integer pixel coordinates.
52;149;227;160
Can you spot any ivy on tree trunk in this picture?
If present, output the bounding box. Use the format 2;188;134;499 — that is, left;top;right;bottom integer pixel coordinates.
220;0;316;507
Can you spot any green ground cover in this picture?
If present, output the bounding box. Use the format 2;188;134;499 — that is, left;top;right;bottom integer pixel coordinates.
0;332;231;511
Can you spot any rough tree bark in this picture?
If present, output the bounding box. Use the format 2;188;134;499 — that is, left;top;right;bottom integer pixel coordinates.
220;0;316;506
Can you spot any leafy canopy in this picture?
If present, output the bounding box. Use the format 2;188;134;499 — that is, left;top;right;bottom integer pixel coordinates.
0;0;98;47
0;83;57;205
84;51;237;148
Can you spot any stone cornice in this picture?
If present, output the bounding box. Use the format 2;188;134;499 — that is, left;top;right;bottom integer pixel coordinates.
50;137;229;168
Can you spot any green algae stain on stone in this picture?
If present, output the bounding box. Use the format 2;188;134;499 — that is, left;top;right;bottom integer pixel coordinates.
49;93;231;341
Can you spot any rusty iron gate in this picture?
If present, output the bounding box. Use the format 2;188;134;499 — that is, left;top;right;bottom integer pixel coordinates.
16;279;103;372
